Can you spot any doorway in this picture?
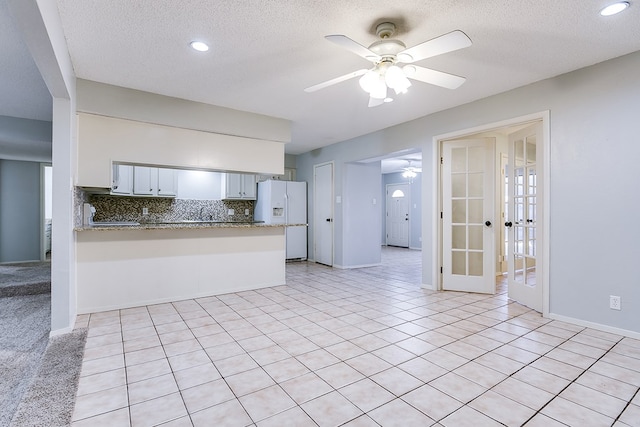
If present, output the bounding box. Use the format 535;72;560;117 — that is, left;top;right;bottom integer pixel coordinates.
313;162;334;266
386;183;410;247
434;113;549;315
42;165;52;261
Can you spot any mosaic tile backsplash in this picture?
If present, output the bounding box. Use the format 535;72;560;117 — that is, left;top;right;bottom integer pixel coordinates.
75;188;254;226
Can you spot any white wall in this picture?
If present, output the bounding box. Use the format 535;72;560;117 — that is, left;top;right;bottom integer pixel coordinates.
296;50;640;335
176;169;222;200
0;115;52;162
340;162;382;268
76;79;291;143
0;160;41;262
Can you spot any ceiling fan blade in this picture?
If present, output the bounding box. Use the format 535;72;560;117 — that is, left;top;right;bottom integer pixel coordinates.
397;30;472;63
403;65;466;89
304;69;369;93
325;35;380;62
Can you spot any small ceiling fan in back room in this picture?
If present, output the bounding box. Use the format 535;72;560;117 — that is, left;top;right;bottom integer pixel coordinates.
305;22;472;107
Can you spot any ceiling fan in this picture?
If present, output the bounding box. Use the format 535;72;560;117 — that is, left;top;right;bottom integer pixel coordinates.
305;22;472;107
402;160;421;178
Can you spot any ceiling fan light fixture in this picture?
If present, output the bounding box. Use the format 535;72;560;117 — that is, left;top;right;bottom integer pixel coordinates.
385;65;412;94
190;41;209;52
600;1;630;15
369;75;388;99
358;70;378;93
402;168;417;178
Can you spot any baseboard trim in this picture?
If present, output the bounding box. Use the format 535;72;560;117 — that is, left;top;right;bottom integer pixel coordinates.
548;312;640;340
333;263;382;269
49;325;74;338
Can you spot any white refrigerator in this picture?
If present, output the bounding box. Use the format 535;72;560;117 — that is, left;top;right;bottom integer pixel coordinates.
255;180;307;260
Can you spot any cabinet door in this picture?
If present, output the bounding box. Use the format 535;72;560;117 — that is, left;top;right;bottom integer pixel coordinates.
111;164;133;195
133;166;156;195
223;173;243;199
157;168;177;196
242;174;257;199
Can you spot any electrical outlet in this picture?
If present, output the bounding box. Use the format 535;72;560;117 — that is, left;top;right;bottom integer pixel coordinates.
245;209;250;216
610;295;621;310
142;207;149;215
228;209;234;216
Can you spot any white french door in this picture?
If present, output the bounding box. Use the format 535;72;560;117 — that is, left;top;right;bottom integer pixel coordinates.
507;123;543;311
442;138;496;294
386;183;410;247
314;162;334;266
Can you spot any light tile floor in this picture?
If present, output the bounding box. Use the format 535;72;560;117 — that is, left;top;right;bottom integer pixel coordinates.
72;247;640;426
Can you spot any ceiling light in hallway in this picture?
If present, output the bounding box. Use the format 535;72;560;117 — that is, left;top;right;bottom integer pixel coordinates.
600;1;630;16
190;41;209;52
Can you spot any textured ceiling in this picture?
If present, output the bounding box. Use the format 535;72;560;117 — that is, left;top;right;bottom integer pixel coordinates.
3;1;640;158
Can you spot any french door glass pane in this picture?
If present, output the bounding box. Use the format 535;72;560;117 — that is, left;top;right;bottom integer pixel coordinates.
469;200;483;223
468;173;483;197
452;251;466;275
469;252;483;276
452;174;466;197
452;148;466;172
514;255;524;283
452;226;466;249
452;200;466;223
469;226;483;250
468;147;484;171
515;140;525;167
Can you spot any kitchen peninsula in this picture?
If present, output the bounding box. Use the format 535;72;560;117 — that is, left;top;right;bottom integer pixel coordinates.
75;221;287;314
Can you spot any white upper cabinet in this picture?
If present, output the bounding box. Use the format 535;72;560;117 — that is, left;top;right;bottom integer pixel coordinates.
111;164;133;195
221;173;256;200
111;164;177;197
133;166;155;195
157;168;178;197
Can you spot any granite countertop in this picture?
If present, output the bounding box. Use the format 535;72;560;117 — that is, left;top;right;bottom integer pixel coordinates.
75;221;306;231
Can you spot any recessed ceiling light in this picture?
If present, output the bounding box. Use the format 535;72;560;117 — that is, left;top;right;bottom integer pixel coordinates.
190;41;209;52
600;1;630;16
383;97;394;103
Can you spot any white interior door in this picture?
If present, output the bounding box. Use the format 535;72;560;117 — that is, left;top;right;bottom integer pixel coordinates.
442;138;496;293
314;163;333;266
386;183;410;247
507;123;543;311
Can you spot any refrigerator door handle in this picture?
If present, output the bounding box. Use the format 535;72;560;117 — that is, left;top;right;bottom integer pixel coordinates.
284;192;289;225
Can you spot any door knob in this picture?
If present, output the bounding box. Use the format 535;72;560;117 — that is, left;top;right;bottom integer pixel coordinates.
505;221;513;227
485;221;492;227
326;218;332;222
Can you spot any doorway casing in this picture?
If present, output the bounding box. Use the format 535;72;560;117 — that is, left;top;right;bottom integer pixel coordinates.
430;111;550;317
